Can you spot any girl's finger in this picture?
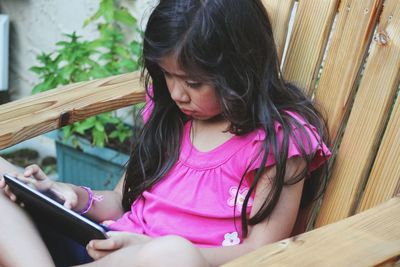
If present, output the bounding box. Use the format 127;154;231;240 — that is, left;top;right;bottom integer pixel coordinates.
0;176;5;189
24;164;46;181
86;246;111;261
13;175;37;185
4;186;17;202
89;238;121;251
49;187;66;204
63;200;72;209
10;174;42;190
107;231;151;245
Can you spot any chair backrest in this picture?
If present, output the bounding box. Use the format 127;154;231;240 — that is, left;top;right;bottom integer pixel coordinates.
0;0;399;231
263;0;400;228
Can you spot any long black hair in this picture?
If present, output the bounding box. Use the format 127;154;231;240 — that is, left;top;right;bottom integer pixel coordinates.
123;0;330;237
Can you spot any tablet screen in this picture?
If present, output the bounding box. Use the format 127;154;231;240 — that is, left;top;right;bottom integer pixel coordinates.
3;174;108;245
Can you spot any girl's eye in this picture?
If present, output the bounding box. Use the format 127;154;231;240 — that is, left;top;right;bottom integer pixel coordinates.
185;81;202;89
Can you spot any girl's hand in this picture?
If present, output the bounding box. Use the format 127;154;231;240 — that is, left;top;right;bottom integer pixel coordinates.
86;231;152;260
0;172;19;201
1;164;79;210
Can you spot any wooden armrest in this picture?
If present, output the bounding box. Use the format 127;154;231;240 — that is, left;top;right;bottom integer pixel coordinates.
222;197;400;267
0;71;145;150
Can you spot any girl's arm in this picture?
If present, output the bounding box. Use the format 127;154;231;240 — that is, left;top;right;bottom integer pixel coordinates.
19;165;126;222
67;183;124;222
69;172;126;222
199;157;306;267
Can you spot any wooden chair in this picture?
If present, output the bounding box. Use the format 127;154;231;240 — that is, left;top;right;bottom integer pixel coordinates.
1;0;399;266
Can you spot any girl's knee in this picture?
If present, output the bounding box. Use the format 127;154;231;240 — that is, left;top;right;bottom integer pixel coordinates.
136;235;209;267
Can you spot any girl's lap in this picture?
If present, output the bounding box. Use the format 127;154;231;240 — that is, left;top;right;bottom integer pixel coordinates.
35;221;93;267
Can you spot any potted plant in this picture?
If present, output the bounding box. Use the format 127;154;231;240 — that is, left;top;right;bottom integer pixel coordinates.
30;0;143;190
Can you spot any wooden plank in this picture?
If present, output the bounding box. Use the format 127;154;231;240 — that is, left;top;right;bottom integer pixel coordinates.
293;0;383;232
0;71;145;150
315;0;400;227
358;88;400;212
222;197;400;267
261;0;295;61
314;0;383;142
282;0;339;95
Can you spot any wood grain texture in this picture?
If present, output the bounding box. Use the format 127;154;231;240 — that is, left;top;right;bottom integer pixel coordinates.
223;197;400;267
282;0;339;95
358;87;400;212
315;0;400;227
261;0;295;61
0;71;145;150
314;0;383;142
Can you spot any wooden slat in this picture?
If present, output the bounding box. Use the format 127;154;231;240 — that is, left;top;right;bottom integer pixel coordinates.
358;89;400;212
314;0;383;142
0;71;145;150
315;0;400;227
261;0;295;60
223;197;400;267
282;0;339;95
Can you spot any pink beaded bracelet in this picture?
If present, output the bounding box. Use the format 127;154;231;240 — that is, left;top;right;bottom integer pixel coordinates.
78;186;104;215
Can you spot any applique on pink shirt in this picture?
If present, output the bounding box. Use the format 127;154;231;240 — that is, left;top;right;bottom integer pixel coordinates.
222;232;241;246
227;186;254;207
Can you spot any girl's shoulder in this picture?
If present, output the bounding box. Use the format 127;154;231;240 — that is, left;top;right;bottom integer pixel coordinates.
250;110;331;172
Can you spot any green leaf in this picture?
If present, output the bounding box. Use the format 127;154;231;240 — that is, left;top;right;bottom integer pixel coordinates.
99;53;114;61
100;0;115;23
95;121;105;132
31;82;49;94
130;41;142;56
56;41;71;47
114;46;130;58
118;59;138;71
109;131;119;138
83;9;102;27
62;125;73;141
29;66;46;75
108;117;120;124
114;9;136;26
59;66;75;80
89;68;109;79
87;39;103;50
41;76;57;91
73;118;96;134
92;128;106;148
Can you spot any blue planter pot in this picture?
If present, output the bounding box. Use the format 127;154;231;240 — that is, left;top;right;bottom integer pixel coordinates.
47;131;129;190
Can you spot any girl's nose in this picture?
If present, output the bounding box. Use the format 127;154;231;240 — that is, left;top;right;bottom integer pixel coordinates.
169;80;190;103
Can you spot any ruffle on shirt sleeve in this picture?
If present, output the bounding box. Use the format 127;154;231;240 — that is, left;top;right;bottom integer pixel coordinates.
247;112;331;173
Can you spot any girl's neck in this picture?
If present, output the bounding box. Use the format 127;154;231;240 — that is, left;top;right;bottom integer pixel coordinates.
190;117;234;152
192;115;228;129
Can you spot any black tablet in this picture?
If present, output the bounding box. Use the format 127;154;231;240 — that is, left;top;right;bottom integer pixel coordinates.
3;174;108;245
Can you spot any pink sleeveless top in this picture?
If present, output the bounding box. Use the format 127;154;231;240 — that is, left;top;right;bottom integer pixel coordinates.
109;100;331;247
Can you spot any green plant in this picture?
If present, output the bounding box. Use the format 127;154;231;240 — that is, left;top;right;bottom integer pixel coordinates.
30;0;142;148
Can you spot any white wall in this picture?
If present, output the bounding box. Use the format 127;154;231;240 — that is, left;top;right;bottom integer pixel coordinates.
0;0;155;100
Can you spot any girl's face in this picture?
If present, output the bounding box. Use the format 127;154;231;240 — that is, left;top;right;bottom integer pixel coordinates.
159;55;222;121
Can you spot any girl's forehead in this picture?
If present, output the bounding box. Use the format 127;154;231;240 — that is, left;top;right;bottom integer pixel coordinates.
158;55;205;80
158;55;186;75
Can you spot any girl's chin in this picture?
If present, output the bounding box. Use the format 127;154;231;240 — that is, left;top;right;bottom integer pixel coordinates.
192;114;225;122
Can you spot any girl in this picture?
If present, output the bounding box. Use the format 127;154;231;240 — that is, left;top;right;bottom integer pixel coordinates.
0;0;331;266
